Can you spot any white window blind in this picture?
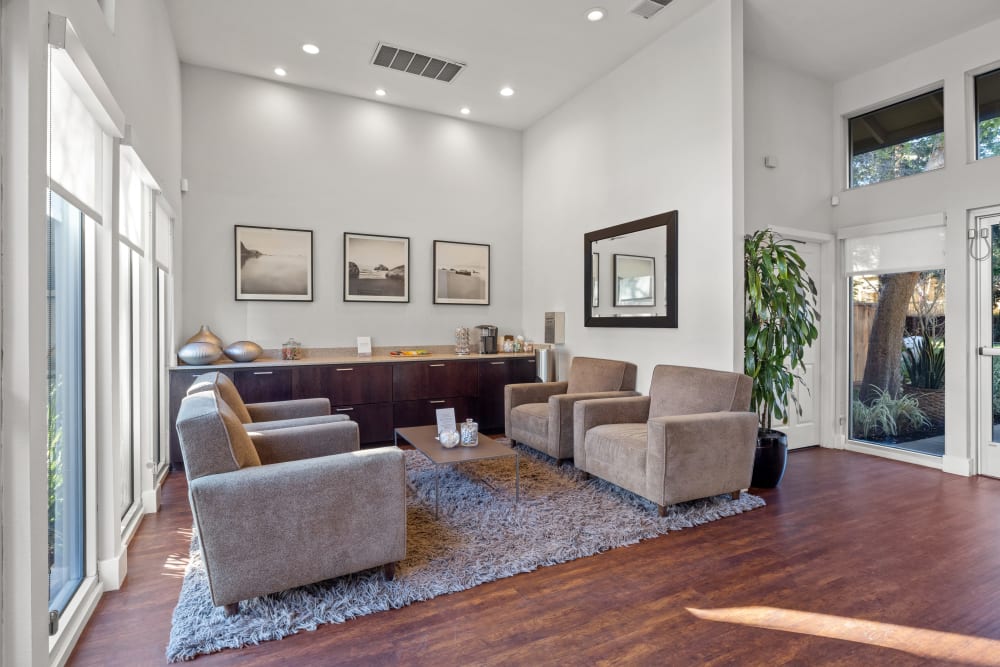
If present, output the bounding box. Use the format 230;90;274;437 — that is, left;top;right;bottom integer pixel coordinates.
154;198;173;269
119;147;144;247
49;64;102;214
843;216;946;275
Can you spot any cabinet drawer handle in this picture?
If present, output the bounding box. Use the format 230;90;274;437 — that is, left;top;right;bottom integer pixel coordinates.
429;363;446;368
336;368;354;372
490;361;506;365
429;400;446;404
528;360;536;364
253;371;273;375
335;407;354;412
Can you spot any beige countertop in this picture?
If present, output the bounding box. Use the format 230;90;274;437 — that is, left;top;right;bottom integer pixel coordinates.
169;346;537;371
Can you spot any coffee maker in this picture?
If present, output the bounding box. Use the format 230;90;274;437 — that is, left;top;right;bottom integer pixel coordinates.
476;324;498;354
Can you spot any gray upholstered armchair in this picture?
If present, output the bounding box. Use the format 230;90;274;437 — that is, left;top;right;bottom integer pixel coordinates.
188;371;347;432
175;390;406;615
573;365;758;515
505;356;639;462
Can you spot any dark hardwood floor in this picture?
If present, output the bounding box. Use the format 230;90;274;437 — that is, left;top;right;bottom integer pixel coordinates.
68;448;1000;666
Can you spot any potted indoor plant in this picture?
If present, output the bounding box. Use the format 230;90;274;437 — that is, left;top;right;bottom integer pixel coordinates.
744;229;820;487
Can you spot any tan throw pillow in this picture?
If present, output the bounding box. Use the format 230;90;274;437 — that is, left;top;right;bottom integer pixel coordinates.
216;394;261;468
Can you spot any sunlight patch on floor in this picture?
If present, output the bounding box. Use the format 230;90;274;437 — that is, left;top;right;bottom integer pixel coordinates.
687;605;1000;665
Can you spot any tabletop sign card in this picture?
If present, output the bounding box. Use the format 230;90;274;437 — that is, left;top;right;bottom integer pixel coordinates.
436;408;457;435
357;336;372;357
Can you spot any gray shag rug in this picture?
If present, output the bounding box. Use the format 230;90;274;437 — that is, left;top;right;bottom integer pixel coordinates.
167;445;765;661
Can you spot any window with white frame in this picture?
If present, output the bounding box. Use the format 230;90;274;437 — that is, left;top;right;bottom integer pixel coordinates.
154;198;174;471
848;89;944;188
46;40;110;623
975;67;1000;160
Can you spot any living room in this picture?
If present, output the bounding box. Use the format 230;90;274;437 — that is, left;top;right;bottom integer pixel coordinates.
5;0;1000;664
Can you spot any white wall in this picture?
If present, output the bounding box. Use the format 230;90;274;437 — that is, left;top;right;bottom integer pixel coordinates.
522;0;741;390
830;16;1000;475
744;54;833;234
181;65;523;350
1;1;182;664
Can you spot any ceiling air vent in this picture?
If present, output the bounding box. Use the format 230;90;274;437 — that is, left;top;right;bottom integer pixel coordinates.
630;0;674;19
371;43;465;83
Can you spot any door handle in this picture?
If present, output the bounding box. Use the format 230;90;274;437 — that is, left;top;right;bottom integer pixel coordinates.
336;368;354;372
429;363;446;368
979;346;1000;356
490;361;506;365
252;371;273;375
429;400;446;404
335;407;354;412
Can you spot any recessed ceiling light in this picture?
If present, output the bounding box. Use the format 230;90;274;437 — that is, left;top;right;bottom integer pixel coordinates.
301;43;320;55
586;7;606;21
460;107;471;115
274;67;287;77
499;86;514;97
375;88;387;97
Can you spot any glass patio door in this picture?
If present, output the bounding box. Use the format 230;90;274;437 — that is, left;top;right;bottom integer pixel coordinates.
976;209;1000;477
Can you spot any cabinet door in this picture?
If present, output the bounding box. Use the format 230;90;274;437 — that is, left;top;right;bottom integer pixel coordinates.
478;359;511;432
331;402;394;445
510;357;538;383
393;361;477;400
294;364;392;405
393;397;477;429
233;368;293;404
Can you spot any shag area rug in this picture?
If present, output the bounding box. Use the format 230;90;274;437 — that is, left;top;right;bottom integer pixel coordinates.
167;445;765;661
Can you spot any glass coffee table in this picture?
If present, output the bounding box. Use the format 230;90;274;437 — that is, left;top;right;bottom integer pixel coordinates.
394;425;520;518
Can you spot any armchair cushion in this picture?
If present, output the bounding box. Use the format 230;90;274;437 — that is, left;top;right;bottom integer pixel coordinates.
176;392;261;480
249;420;360;464
187;372;252;423
648;365;752;418
566;357;638;395
510;402;550;440
243;413;349;433
246;397;331;422
573;396;652;469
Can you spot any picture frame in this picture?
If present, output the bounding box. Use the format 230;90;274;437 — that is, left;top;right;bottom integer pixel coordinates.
613;254;656;307
433;240;490;305
344;232;410;302
235;225;313;301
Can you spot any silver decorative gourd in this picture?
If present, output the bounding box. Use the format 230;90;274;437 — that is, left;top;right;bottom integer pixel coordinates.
185;325;223;348
177;341;223;366
224;340;263;363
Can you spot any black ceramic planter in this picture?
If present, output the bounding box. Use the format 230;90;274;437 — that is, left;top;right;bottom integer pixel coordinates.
752;428;788;488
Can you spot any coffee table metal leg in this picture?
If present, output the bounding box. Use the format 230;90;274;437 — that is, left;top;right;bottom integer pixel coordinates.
435;465;440;519
515;453;520;504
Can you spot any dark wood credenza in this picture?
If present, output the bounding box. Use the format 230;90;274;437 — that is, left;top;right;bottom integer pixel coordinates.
168;355;537;470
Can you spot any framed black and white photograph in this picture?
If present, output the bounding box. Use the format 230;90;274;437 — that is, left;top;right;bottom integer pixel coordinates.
344;232;410;302
235;225;313;301
433;240;490;305
613;254;655;307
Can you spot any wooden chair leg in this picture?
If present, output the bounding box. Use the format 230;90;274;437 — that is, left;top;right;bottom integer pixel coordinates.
657;505;667;517
223;603;239;617
731;490;742;500
384;562;397;581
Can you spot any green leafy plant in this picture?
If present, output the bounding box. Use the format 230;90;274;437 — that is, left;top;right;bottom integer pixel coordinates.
744;229;820;430
851;386;930;440
901;334;945;390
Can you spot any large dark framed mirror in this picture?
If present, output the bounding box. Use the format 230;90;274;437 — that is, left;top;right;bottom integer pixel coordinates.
584;210;678;328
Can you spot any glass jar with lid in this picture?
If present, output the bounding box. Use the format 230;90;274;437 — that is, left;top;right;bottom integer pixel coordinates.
460;418;479;446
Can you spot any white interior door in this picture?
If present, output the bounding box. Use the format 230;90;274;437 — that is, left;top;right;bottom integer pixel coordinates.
976;209;1000;477
776;240;821;449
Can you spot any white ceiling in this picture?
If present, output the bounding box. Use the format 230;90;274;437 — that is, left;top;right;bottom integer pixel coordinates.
744;0;1000;82
166;0;1000;130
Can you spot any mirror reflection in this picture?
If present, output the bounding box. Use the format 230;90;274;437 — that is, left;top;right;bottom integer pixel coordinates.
584;211;677;328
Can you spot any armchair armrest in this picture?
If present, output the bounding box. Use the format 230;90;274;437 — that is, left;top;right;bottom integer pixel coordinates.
249;420;360;464
246;413;348;433
646;411;758;507
246;397;331;422
548;390;640;460
573;396;651;468
504;381;569;437
189;447;406;606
